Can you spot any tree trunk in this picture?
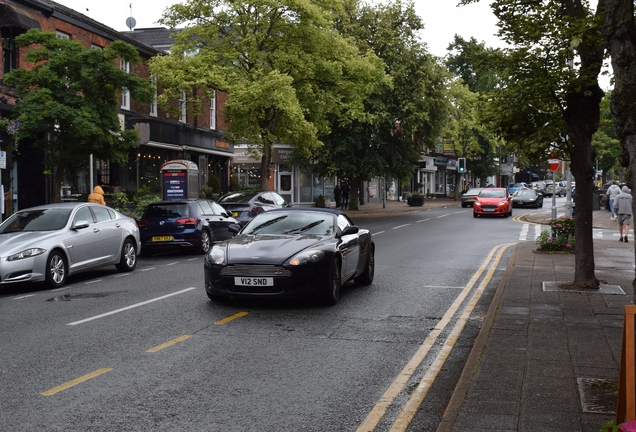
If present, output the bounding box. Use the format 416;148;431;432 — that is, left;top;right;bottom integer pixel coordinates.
349;178;360;211
564;87;603;289
259;141;273;191
604;0;636;300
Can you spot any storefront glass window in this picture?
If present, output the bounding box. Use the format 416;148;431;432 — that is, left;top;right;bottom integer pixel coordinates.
233;164;260;189
298;167;312;202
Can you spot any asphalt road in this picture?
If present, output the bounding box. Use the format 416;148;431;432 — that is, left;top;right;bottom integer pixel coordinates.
0;199;590;431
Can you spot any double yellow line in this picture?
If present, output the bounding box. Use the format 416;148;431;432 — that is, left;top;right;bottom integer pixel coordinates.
357;243;514;432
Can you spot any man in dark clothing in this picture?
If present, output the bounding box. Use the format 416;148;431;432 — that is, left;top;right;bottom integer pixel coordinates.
334;183;341;208
341;182;350;209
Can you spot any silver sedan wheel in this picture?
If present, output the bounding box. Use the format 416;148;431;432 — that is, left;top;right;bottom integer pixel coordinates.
46;251;67;288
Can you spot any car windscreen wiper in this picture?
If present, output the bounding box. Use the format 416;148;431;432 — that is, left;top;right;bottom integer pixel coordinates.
283;220;325;234
248;216;288;233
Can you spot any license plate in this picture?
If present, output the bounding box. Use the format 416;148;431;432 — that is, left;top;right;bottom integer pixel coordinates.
483;208;495;212
234;277;274;286
152;236;173;242
232;211;239;217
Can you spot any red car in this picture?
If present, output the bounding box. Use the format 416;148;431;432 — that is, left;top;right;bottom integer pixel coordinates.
473;188;513;218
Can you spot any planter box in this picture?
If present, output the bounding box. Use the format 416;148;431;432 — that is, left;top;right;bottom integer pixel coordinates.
315;198;331;208
409;196;425;206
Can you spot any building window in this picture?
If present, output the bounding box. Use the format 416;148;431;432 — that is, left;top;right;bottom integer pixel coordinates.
55;30;71;39
91;44;103;50
1;27;18;78
179;90;186;123
120;59;130;110
149;76;158;117
210;91;216;130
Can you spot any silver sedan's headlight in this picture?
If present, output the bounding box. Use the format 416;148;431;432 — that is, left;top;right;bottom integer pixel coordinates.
207;247;226;265
289;250;325;266
7;248;46;261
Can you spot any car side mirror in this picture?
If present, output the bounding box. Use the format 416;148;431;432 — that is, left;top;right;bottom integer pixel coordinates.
340;226;359;236
286;202;293;208
72;220;90;230
228;224;241;234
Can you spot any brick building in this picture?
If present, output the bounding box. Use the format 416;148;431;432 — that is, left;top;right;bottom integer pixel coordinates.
0;0;233;213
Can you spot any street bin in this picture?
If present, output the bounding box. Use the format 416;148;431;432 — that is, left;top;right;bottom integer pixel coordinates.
592;191;600;210
160;159;200;201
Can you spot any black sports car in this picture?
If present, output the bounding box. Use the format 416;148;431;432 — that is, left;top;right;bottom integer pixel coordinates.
511;189;544;208
204;208;375;305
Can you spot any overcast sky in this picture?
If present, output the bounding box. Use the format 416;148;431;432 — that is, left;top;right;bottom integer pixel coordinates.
53;0;504;58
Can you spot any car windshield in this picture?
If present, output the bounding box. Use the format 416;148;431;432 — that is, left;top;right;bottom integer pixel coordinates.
219;191;260;203
479;189;506;198
515;190;535;197
510;183;525;188
0;208;72;233
466;188;481;195
242;212;334;236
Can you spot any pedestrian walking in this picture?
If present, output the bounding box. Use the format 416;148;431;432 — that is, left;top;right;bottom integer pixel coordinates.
614;185;632;242
334;183;341;209
607;180;621;220
341;182;350;210
87;185;106;205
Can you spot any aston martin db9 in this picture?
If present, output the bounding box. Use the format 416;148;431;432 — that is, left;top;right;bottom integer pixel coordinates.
204;208;374;305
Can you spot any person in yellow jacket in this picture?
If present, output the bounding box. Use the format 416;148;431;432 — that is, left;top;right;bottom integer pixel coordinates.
87;185;106;205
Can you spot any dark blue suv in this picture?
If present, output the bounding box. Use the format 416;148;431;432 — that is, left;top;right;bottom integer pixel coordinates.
137;199;238;255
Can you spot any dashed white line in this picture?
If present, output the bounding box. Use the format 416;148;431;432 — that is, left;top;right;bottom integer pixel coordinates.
141;267;155;272
84;279;103;285
374;231;385;236
393;224;410;230
436;214;450;219
67;287;198;326
13;294;37;300
187;258;199;261
416;218;430;223
165;262;179;266
114;273;131;278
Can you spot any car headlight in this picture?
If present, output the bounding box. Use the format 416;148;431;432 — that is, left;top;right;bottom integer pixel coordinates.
7;248;46;261
207;247;226;265
473;201;481;207
499;200;508;206
289;250;325;266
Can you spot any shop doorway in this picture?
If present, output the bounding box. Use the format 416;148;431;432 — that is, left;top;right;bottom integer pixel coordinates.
278;165;293;204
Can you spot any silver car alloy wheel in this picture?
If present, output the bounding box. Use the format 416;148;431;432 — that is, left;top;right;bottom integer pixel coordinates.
49;254;65;284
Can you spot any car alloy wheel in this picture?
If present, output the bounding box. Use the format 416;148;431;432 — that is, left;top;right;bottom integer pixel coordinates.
46;251;67;288
355;245;375;286
325;257;342;305
116;239;137;272
198;230;211;254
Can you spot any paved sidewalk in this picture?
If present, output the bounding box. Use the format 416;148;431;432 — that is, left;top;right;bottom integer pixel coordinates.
347;198;634;431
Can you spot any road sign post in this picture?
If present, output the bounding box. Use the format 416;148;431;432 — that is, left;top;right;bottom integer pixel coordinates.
548;159;560;220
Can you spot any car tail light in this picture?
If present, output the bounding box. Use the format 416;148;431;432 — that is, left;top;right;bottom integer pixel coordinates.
249;207;262;214
137;220;148;227
176;217;197;225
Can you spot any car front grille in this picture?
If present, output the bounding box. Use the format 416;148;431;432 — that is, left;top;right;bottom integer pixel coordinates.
481;205;498;211
220;265;292;277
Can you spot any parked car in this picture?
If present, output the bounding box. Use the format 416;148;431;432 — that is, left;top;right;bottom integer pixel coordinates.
543;180;565;197
0;203;140;288
512;189;544;208
473;188;513;218
507;182;528;195
217;190;293;226
530;181;547;196
461;188;483;208
137;199;238;255
204;207;374;305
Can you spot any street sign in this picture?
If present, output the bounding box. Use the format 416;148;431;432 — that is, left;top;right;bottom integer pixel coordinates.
0;151;6;169
548;158;560;172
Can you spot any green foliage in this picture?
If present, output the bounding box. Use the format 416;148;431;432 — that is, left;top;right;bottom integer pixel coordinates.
535;217;575;253
199;186;217;199
312;0;451;196
131;194;161;221
207;173;221;192
4;29;154;202
107;192;130;214
151;0;387;190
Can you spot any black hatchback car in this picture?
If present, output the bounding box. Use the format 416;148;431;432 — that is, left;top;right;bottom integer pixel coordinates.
137;199;238;255
217;190;292;226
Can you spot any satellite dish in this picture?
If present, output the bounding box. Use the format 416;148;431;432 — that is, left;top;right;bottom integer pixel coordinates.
126;17;136;30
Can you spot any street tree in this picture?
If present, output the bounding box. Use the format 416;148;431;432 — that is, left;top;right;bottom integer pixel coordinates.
151;0;387;192
593;92;622;183
464;0;605;289
4;29;154;203
312;0;451;209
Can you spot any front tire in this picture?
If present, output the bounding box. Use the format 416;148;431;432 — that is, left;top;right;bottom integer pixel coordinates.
45;251;67;289
197;230;211;255
355;245;375;286
116;239;137;272
324;257;342;305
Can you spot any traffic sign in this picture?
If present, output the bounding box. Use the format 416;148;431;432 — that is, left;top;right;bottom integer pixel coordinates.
548;159;560;172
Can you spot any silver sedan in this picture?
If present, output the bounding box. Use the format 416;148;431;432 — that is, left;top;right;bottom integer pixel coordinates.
0;203;141;288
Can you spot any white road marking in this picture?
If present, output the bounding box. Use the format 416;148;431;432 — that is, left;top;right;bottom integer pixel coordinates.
416;218;430;223
165;262;179;266
141;267;155;272
67;287;198;326
374;231;385;236
436;214;449;218
84;279;102;285
13;294;37;300
187;258;199;261
393;224;410;230
114;273;131;278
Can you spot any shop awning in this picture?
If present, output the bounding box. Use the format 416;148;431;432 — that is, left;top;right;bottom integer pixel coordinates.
0;4;41;30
